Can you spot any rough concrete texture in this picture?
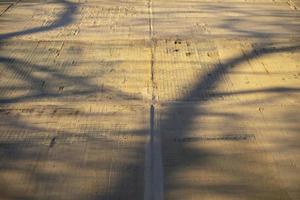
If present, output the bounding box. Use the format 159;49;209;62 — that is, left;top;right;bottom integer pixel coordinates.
0;0;299;200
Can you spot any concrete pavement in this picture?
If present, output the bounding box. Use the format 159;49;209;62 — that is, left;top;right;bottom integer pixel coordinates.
0;0;299;199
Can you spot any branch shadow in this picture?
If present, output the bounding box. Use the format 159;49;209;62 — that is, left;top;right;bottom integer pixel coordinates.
92;42;300;199
0;1;300;199
0;0;77;40
0;55;140;104
159;43;300;199
0;38;299;200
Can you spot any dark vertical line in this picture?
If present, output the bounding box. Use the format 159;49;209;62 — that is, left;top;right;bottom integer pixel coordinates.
148;0;156;101
145;0;163;200
150;104;155;200
150;45;156;101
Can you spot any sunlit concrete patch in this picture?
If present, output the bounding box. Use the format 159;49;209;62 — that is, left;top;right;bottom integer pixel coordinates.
153;38;229;102
0;102;148;200
153;38;300;104
0;0;150;41
151;0;300;40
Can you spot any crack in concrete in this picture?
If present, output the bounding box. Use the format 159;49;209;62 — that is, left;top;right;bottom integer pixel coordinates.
0;0;21;16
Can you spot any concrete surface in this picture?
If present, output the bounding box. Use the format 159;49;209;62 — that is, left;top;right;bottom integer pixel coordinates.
0;0;299;200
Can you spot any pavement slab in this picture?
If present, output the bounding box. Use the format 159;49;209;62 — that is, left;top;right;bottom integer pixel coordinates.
0;0;299;200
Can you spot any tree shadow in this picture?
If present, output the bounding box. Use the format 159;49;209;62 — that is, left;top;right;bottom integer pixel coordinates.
158;43;300;199
0;1;300;200
0;55;140;104
92;41;300;200
0;0;77;40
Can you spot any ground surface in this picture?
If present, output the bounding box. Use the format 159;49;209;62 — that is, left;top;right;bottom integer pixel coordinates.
0;0;299;200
